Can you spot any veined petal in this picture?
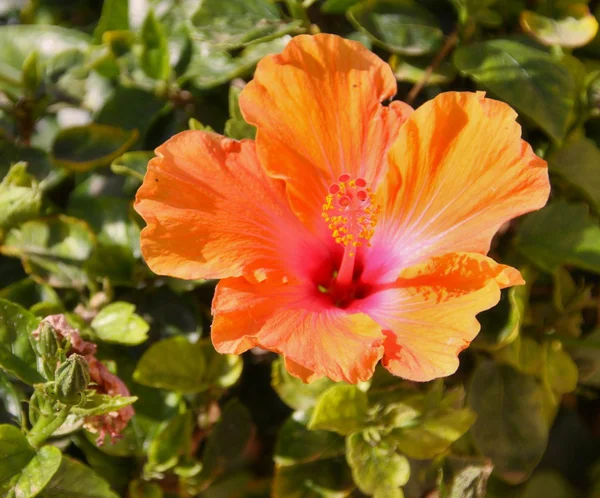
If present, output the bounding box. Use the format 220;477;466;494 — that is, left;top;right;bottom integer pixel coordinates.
365;92;549;282
134;130;326;281
240;33;412;231
212;277;385;383
351;252;521;382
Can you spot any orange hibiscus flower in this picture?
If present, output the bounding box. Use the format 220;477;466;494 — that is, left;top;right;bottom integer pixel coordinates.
134;34;550;383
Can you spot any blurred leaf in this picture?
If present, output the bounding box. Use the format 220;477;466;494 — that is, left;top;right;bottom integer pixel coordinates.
140;10;170;81
521;5;598;49
111;151;153;182
72;393;137;417
183;37;289;89
389;407;476;459
469;362;548;484
346;432;409;497
38;456;119;498
0;424;35;487
133;337;242;393
0;141;53;185
129;480;163;498
516;200;600;274
94;0;129;42
0;299;42;385
542;341;578;394
271;357;334;412
272;458;354;498
190;0;301;49
91;302;149;345
0;162;42;232
347;0;443;56
52;125;138;173
322;0;361;14
454;39;576;142
548;134;600;212
441;455;493;498
521;471;574;498
308;385;368;435
14;445;62;498
275;416;345;466
391;55;456;85
495;335;544;376
147;411;193;473
224;83;256;140
1;216;96;289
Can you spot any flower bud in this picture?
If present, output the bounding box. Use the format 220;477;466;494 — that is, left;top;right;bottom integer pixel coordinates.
54;354;90;405
36;322;60;358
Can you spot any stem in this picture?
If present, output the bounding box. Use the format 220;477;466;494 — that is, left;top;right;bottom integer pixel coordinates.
27;405;71;449
406;29;459;105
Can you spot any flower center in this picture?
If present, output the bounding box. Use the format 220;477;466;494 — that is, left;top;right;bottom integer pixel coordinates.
321;174;379;288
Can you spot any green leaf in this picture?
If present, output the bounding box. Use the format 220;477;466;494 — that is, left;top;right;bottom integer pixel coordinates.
389;407;476;459
0;141;53;185
521;5;598;49
190;0;301;49
0;162;42;233
521;471;574;498
453;39;576;142
347;0;443;56
275;416;346;466
72;393;137;417
94;0;129;41
14;445;62;498
133;337;242;393
183;37;289;89
1;216;96;289
495;335;544;377
38;456;119;498
308;385;368;435
140;10;170;81
0;425;35;487
147;411;193;473
224;84;256;140
272;458;354;498
91;302;149;346
346;432;409;497
469;362;548;484
271;357;334;412
516;201;600;274
111;152;153;182
0;25;90;93
52;125;138;173
441;455;493;498
548;135;600;212
0;299;42;385
391;55;456;85
542;342;578;394
321;0;361;14
128;480;163;498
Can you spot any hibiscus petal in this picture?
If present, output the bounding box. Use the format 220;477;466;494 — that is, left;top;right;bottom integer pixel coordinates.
239;33;412;231
212;277;385;383
366;92;549;282
135;130;325;281
352;252;521;382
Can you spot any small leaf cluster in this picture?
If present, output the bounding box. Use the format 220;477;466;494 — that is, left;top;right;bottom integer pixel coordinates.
1;0;600;497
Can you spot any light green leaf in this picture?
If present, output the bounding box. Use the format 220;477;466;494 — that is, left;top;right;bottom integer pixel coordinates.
391;55;456;85
0;425;35;487
346;432;409;496
38;456;118;498
140;10;170;81
308;385;368;435
322;0;361;14
453;39;576;142
272;458;354;498
0;163;42;232
190;0;301;49
516;201;600;274
0;299;42;385
147;412;193;473
348;0;443;56
495;335;544;376
542;342;578;394
72;393;137;418
224;83;256;140
111;152;153;182
469;362;548;484
133;337;242;393
94;0;129;41
14;445;62;498
52;125;138;173
1;216;96;289
275;416;345;466
91;302;149;345
548;135;600;212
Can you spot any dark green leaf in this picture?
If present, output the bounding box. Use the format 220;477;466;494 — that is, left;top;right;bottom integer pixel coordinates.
321;0;361;14
469;362;548;484
516;200;600;274
0;424;35;487
0;299;42;385
140;10;170;81
272;458;354;498
308;385;368;435
348;0;443;56
52;125;138;173
453;39;576;142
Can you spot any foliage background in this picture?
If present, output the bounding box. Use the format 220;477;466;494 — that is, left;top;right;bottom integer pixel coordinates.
1;0;600;496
